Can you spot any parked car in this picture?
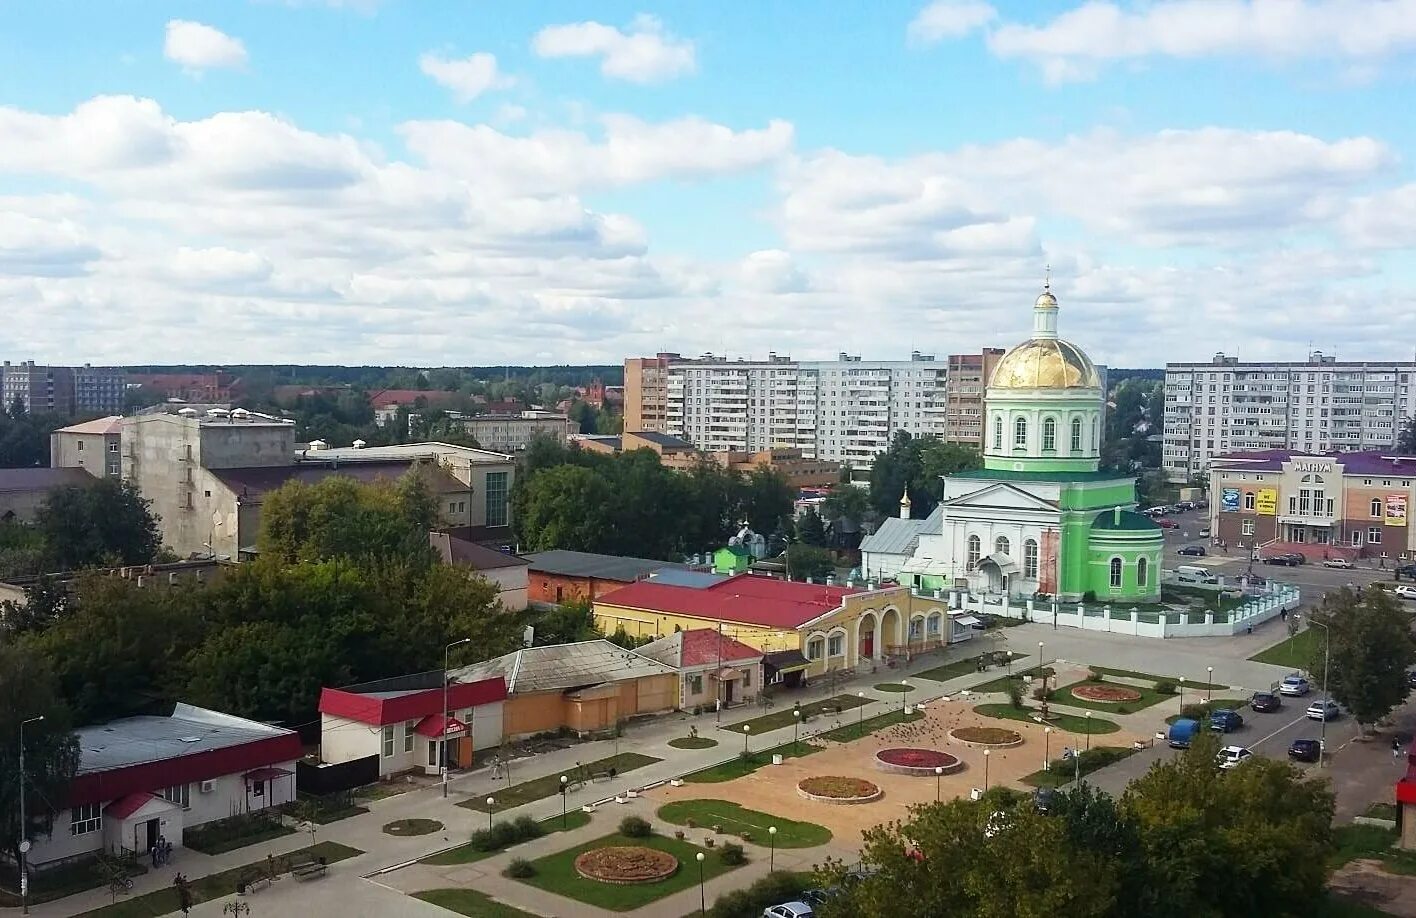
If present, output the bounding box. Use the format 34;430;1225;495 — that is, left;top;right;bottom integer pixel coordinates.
1177;544;1207;557
1157;518;1179;529
1168;718;1201;749
1264;553;1305;566
1249;691;1281;713
1288;738;1322;763
1306;699;1341;721
1176;500;1196;511
1199;526;1211;537
1216;745;1254;769
1396;563;1416;581
765;904;815;918
1033;787;1059;814
1392;584;1416;601
800;890;836;909
1208;709;1244;732
1279;674;1311;696
1322;557;1353;569
1407;669;1416;690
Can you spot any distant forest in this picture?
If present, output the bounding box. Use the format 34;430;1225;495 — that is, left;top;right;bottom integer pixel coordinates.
121;364;624;388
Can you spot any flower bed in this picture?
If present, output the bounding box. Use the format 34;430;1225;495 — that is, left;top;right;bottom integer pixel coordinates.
573;846;679;885
874;747;963;776
1070;683;1142;703
796;775;883;804
948;726;1024;748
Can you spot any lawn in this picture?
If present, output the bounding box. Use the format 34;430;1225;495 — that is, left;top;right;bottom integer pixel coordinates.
420;811;591;866
458;753;661;812
973;704;1121;735
515;832;743;911
668;735;718;749
1250;627;1323;669
916;652;1028;684
972;666;1055;695
1091;666;1228;691
1365;802;1399;821
1047;679;1173;713
821;708;923;742
1330;825;1409;870
683;741;823;783
0;857;146;908
723;694;870;734
874;682;911;692
1021;746;1137;788
656;800;833;848
182;813;293;855
413;888;541;917
77;842;362;917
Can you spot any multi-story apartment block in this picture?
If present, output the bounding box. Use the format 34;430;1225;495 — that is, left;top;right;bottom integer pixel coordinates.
73;365;126;414
623;354;675;433
942;349;1006;447
1163;351;1415;481
1;361;125;415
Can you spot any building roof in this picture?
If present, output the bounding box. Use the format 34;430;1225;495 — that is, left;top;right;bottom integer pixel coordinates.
309;441;513;464
637;628;763;669
211;460;463;501
54;416;123;436
319;676;506;726
0;467;96;493
429;531;528;571
1211;449;1416;476
523;549;684;582
599;573;858;630
368;389;464;410
859;507;941;556
626;431;697;451
951;468;1135;484
450;640;676;694
647;569;729;589
1091;508;1161;532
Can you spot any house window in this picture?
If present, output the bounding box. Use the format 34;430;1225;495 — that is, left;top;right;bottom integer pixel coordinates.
992;416;1002;450
1014;416;1027;447
1070;417;1082;452
1352;530;1363;546
251;780;265;798
485;471;509;527
77;441;84;451
1242;520;1255;536
688;674;703;695
1369;527;1382;544
827;633;845;656
1109;557;1123;589
108;440;119;453
458;501;466;513
909;618;923;640
807;637;825;660
1372;498;1383;518
382;725;395;757
1023;539;1038;578
448;501;457;514
926;614;940;636
163;784;190;810
1137;557;1148;588
404;720;417;753
1244;492;1255;511
966;535;981;571
70;803;102;836
1042;417;1056;451
995;536;1010;557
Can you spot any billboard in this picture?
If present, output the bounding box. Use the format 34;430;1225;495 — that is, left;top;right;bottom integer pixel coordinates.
1254;488;1277;516
1220;488;1240;512
1387;494;1408;527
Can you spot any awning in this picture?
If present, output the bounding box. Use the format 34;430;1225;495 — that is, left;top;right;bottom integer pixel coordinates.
952;615;984;628
763;649;811;675
105;792;169;820
980;553;1020;575
710;667;746;681
243;766;294;783
415;714;468;739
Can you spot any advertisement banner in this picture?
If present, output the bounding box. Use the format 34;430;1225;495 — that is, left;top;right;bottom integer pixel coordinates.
1220;488;1240;512
1254;488;1277;516
1386;494;1407;527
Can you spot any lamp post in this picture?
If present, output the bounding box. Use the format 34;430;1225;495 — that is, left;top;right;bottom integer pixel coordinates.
559;775;568;829
1179;676;1186;712
793;709;801;753
1307;616;1333;764
486;797;495;831
934;765;943;801
901;680;911;714
18;714;43;916
1044;727;1052;770
1207;667;1214;703
768;826;777;871
696;851;706;914
441;637;471;798
858;691;866;730
983;749;990;790
1038;641;1045;667
743;724;751;757
1084;712;1092;753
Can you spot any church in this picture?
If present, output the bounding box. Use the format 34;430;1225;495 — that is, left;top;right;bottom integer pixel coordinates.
893;285;1163;603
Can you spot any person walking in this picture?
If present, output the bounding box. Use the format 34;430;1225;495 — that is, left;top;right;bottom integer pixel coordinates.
1393;736;1404;759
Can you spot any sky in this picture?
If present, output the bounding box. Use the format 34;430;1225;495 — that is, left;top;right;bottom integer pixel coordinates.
3;1;1416;369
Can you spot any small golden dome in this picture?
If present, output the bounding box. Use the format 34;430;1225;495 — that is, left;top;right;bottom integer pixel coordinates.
1035;291;1058;308
989;338;1101;390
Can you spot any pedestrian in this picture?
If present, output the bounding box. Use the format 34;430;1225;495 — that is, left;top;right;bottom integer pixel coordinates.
1394;737;1404;758
1280;608;1288;622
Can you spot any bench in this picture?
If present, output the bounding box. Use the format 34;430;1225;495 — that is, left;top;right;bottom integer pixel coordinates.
237;871;271;894
290;860;327;881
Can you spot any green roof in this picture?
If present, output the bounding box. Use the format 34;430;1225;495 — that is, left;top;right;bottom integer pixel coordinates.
1091;509;1161;532
718;545;751;558
950;468;1137;484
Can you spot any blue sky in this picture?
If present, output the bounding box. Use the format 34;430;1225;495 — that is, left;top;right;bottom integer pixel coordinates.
2;1;1416;367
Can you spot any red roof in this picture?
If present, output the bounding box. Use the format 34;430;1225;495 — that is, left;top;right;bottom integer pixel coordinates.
318;677;506;727
67;732;302;809
106;792;162;820
414;714;467;738
369;389;464;410
679;629;763;667
603;574;857;630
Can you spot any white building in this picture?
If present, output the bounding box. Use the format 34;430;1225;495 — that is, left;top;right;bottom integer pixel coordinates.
27;704;300;871
1163;352;1415;481
429;531;529;610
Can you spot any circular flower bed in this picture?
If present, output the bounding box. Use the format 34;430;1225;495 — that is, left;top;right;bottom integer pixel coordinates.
875;747;962;776
948;726;1024;748
1071;683;1142;703
382;818;442;836
573;846;679;885
797;775;883;805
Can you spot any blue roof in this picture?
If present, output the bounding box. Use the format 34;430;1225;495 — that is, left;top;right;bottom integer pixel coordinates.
648;569;730;589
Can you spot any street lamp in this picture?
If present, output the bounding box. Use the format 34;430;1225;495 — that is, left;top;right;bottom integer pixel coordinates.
1084;712;1092;753
441;637;471;798
1179;676;1186;711
559;775;568;829
983;749;991;790
1044;727;1052;770
1038;641;1045;667
743;724;751;757
793;709;801;753
696;851;706;914
486;797;495;831
18;714;43;916
934;765;943;801
858;691;866;730
768;826;777;871
1307;616;1333;764
901;680;911;714
1207;667;1214;703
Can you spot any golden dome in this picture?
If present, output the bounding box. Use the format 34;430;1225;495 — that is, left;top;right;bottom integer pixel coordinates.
989;338;1101;390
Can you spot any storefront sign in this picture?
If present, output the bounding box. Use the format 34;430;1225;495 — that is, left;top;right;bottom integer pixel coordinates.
1254;488;1277;516
1292;460;1335;473
1387;494;1408;527
1221;488;1240;512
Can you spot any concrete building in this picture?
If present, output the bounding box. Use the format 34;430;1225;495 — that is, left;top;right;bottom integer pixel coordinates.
0;361;120;415
430;530;529;610
50;416;124;479
637;628;764;711
523;549;686;606
1163;351;1415;481
73;366;127;415
27;704;300;871
0;467;94;523
454;411;579;452
941;349;1006;447
577;432;843;487
623;354;675;433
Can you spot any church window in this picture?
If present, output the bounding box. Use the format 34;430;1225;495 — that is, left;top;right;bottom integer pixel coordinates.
1137;556;1148;587
992;415;1003;450
1042;417;1056;451
1109;557;1123;588
966;535;981;571
1023;539;1038;578
1070;417;1082;452
1014;416;1027;447
995;536;1010;557
1092;417;1099;450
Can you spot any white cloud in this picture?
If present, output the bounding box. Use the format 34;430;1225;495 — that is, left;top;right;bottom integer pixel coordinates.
532;15;696;83
418;52;512;103
908;1;997;44
164;20;248;72
739;250;810;294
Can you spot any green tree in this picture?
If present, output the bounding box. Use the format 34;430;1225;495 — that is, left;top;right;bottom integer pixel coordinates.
0;645;80;870
513;464;616;553
181;620;350;724
796;508;828;547
530;599;598;646
867;431;978;519
786;543;834;582
682;459;743;553
256;470;436;564
1307;586;1416;733
33;478;161;570
0;519;45;579
0;574;68;638
1399;416;1416;453
742;466;795;538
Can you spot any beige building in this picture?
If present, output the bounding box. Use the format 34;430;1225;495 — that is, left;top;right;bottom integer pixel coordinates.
454;411;579;452
624;354;675;433
51;416;124;479
941;350;1005;447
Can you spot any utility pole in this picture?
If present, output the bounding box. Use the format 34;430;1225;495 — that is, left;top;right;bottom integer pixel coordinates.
19;715;44;916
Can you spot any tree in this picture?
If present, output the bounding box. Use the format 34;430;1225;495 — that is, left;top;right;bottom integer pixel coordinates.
0;645;80;871
530;599;598;646
1399;415;1416;453
786;544;834;582
1307;586;1416;733
181;620;350;725
867;431;979;519
33;478;161;570
0;574;68;638
511;464;616;553
256;470;436;565
742;466;795;538
796;508;828;547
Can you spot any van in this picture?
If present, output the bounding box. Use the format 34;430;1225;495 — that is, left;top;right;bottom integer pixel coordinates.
1176;565;1219;584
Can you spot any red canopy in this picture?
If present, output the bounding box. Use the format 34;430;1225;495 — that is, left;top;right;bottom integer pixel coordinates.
105;792;162;820
415;714;468;738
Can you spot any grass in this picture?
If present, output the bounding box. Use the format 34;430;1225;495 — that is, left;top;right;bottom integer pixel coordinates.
420;811;591;866
1164;699;1248;725
1048;678;1173;713
1316;896;1403;917
916;652;1028;684
657;799;832;848
1021;746;1137;788
683;741;823;783
1364;802;1399;821
77;842;361;917
458;753;661;812
305;804;368;825
973;666;1055;695
723;694;870;734
821;708;923;742
413;888;541;917
1331;825;1401;869
0;857;146;908
515;832;743;911
354;780;418;802
973;704;1121;735
1250;627;1323;668
384;818;442;836
1091;666;1228;691
668;735;719;749
874;682;912;692
178;816;294;856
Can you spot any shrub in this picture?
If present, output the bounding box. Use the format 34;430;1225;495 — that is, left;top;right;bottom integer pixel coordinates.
1115;705;1131;714
1181;704;1206;720
619;815;652;838
1154;680;1177;695
1086;669;1102;682
718;842;747;865
504;857;536;879
511;815;543;842
1005;679;1024;710
1083;590;1097;602
487;820;520;850
468;828;496;852
708;871;808;918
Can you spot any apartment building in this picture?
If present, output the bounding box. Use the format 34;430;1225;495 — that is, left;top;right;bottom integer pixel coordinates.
1;361;124;415
453;411;579;452
942;349;1006;447
801;353;948;471
623;354;675;433
1163;351;1415;481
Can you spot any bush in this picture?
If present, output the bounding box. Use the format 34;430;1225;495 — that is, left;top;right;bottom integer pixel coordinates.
718;842;747;865
468;828;496;852
504;857;536;879
471;815;543;852
1181;704;1206;720
708;870;807;918
487;820;520;850
1115;705;1131;714
511;815;543;841
1154;680;1177;695
619;815;652;838
1005;679;1024;710
1086;669;1102;682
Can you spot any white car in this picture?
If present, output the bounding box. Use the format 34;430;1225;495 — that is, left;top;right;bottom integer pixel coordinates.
1216;745;1254;769
764;904;815;918
1278;674;1311;696
1307;700;1341;721
1392;585;1416;601
1322;557;1353;569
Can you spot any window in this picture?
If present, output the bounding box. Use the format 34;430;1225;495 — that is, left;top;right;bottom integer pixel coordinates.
404;719;417;753
1242;519;1255;536
1070;417;1082;452
448;501;457;514
163;784;190;809
688;674;703;695
1137;557;1149;587
967;535;981;571
381;725;395;757
1369;527;1383;544
485;471;509;527
1352;530;1363;546
108;440;119;453
909;618;923;640
992;416;1002;450
1243;492;1255;511
1372;498;1383;518
995;536;1010;557
251;780;265;798
1014;416;1027;447
807;637;825;660
1042;417;1057;451
71;803;102;835
1109;557;1123;589
926;614;940;636
1092;417;1099;450
77;440;84;451
742;669;751;688
827;632;845;656
1023;540;1038;578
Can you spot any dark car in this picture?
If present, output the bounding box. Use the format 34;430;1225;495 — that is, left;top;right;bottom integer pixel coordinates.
1208;709;1244;733
1288;739;1322;763
1177;545;1207;557
1406;670;1416;690
1249;692;1281;713
1033;787;1058;814
1263;553;1303;566
1397;563;1416;581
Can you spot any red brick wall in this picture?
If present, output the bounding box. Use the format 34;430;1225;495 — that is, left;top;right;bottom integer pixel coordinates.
527;572;633;605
